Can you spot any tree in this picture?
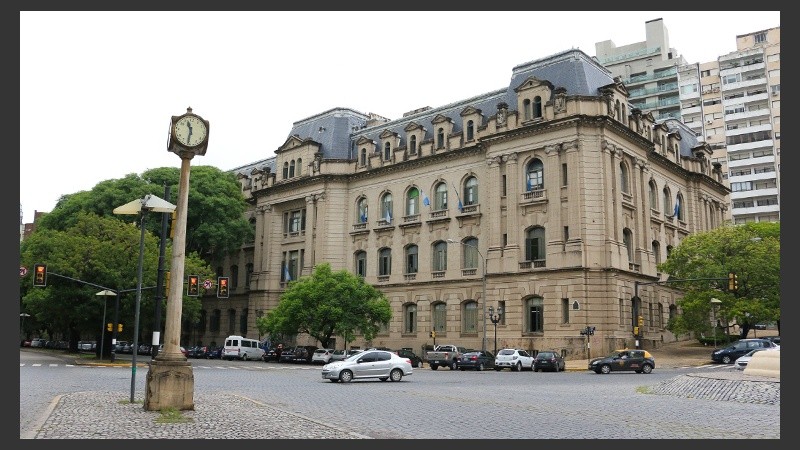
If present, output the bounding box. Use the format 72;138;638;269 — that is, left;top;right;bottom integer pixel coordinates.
658;222;780;339
20;212;214;350
37;165;253;259
256;263;391;348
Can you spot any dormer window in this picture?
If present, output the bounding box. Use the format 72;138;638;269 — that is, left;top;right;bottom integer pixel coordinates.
523;99;531;121
466;120;474;141
437;128;445;149
360;148;367;166
283;162;289;179
384;142;391;160
533;96;542;118
410;136;417;155
289;160;296;178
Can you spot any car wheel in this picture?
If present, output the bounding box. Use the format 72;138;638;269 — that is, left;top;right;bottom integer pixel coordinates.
641;364;653;374
477;363;484;371
449;361;458;370
530;362;535;371
600;364;612;374
494;367;502;371
513;362;521;372
430;365;438;370
339;370;354;383
242;354;248;361
722;355;732;364
389;368;403;382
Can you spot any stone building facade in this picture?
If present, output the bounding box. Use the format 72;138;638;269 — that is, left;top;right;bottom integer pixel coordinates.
187;49;729;359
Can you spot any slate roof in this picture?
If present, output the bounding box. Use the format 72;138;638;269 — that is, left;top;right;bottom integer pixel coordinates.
659;118;702;158
230;49;621;174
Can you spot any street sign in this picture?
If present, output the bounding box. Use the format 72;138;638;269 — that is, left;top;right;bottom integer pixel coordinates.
19;266;28;277
203;279;213;289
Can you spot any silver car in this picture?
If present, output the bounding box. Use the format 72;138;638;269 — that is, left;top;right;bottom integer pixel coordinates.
321;350;413;383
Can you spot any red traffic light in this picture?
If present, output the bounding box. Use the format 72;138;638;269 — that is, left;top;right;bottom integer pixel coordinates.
33;264;47;287
187;275;199;296
217;277;229;298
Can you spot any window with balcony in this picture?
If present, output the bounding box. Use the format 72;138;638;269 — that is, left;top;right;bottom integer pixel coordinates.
464;176;478;206
405;245;418;274
381;192;393;223
379;248;392;276
526;159;544;191
432;241;447;272
525;226;546;262
406;187;420;216
525;297;544;333
434;182;448;211
355;251;367;277
357;197;368;223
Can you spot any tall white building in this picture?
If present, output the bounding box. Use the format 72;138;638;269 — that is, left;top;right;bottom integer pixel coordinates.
597;20;780;224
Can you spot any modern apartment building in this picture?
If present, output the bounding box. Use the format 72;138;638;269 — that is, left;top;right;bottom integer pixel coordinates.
597;19;780;224
188;49;729;359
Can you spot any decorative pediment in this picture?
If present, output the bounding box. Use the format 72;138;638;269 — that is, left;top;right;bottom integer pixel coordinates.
431;114;453;125
355;136;377;146
379;129;399;139
276;135;320;154
460;106;482;117
404;121;425;132
514;76;554;93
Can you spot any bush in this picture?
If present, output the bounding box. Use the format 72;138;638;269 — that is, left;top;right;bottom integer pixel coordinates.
698;334;737;347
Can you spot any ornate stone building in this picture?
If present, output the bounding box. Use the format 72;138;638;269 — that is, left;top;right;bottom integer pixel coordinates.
187;49;729;359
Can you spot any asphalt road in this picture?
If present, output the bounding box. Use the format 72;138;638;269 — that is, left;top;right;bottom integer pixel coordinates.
20;349;779;439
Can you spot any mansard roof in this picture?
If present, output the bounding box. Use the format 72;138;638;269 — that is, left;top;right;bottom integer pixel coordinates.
659;118;702;158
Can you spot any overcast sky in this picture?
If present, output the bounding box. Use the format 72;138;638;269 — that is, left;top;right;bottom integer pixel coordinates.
19;11;780;224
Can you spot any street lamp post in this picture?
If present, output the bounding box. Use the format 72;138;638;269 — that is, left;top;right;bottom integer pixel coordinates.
711;298;722;349
447;239;487;352
96;290;116;360
488;305;502;356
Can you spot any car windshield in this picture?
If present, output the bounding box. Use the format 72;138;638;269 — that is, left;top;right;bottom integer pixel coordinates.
538;352;555;358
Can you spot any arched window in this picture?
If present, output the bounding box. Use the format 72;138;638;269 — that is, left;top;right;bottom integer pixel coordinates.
406;187;420;216
405;244;418;274
432;303;447;333
666;245;674;258
360;148;367;166
282;162;289;179
239;308;248;335
410;136;417;155
525;226;546;262
381;192;393;223
623;228;633;262
462;237;479;269
649;180;658;211
526;297;544;332
463;301;478;333
289;160;296;178
437;128;445;149
523;99;531;121
432;241;447;271
526;159;544;191
378;248;392;276
434;182;448;210
466;120;474;141
533;96;542;118
464;176;478;205
355;251;367;277
663;188;672;215
652;241;661;265
404;304;417;333
357;197;368;223
245;263;253;288
296;158;302;176
620;161;629;194
384;142;391;160
615;99;621;121
230;265;239;289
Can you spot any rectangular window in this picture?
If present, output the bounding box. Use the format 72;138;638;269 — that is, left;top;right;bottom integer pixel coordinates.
433;304;447;332
561;163;568;186
563;226;569;242
561;298;569;324
498;300;506;325
619;299;625;325
501;175;507;196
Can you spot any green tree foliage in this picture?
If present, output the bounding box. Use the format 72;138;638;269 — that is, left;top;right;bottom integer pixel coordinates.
37;166;252;259
658;222;779;339
20;212;214;349
257;263;392;348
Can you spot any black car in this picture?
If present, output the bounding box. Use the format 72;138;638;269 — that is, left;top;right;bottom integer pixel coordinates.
762;336;780;346
204;346;222;359
278;348;296;363
395;349;422;368
589;349;655;374
711;338;778;364
533;350;565;372
291;345;318;363
458;350;495;371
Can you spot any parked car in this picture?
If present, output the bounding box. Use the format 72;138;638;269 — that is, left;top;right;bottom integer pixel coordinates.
78;341;95;351
205;346;222;359
458;350;495;371
157;344;189;357
494;348;535;371
533;350;566;372
329;349;348;362
187;346;207;358
278;348;296;363
321;349;413;383
589;349;655;374
762;336;781;346
291;345;318;363
395;349;422;368
711;338;778;364
734;348;775;370
311;348;335;364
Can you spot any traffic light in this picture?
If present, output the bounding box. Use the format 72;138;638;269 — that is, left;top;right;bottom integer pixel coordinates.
217;277;229;298
107;323;113;332
633;326;640;336
118;323;123;332
187;275;199;296
728;272;738;291
429;331;436;338
637;316;644;327
33;263;47;287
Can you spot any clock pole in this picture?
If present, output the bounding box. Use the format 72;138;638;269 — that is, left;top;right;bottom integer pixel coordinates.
144;107;209;411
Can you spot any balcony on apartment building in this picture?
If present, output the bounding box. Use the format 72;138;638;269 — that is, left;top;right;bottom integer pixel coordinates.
624;67;677;86
627;82;678;100
595;46;662;65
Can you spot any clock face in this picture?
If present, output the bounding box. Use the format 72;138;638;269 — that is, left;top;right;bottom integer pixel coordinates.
174;115;207;147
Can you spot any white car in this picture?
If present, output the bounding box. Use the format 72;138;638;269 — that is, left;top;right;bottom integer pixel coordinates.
494;348;535;371
321;349;413;383
311;348;335;364
733;347;776;370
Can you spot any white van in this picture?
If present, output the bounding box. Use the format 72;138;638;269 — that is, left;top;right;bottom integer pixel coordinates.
222;335;265;361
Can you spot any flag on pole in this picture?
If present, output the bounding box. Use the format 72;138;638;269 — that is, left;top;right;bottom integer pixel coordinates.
385;207;392;224
452;181;463;212
422;189;430;207
526;176;532;192
360;205;368;223
284;264;291;281
673;196;680;218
